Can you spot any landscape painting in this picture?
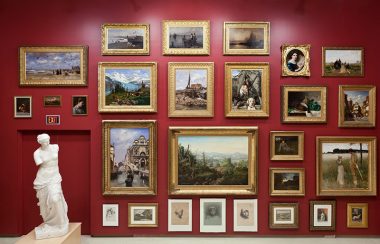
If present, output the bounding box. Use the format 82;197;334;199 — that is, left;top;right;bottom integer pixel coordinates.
270;168;305;196
269;203;298;229
323;47;363;76
43;96;61;107
270;131;304;161
128;203;158;227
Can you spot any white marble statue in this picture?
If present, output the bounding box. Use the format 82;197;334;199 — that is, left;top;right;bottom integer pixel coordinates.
33;133;69;239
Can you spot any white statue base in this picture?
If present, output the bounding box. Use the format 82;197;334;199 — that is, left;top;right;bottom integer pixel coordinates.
35;223;68;240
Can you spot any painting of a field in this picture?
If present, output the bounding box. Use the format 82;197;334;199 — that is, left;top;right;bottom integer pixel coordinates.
323;48;363;76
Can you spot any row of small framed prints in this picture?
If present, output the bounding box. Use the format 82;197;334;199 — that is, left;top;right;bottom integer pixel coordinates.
102;200;369;231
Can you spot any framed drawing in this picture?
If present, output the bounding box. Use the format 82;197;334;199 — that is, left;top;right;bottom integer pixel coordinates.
101;23;149;55
338;85;376;128
225;62;270;117
162;20;210;55
281;85;327;123
316;136;377;196
72;95;88;116
200;198;226;233
281;44;310;76
168;62;214;117
233;199;258;232
310;200;336;231
168;199;192;232
223;21;270;55
128;203;158;227
270;131;304;161
102;120;156;195
322;47;364;77
269;203;299;229
269;168;305;196
14;96;32;118
169;126;258;195
19;46;88;86
102;204;119;227
98;62;157;113
43;95;61;107
347;203;368;228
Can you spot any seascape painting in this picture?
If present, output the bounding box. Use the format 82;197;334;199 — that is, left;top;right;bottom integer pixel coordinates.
228;28;264;50
169;27;203;49
107;28;144;50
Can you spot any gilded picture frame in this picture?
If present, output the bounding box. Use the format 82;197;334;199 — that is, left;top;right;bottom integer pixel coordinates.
316;136;377;196
270;131;304;161
347;203;368;228
281;44;310;76
309;200;336;231
269;203;299;229
169;126;258;195
338;85;376;128
43;95;62;107
162;20;210;55
98;62;157;113
102;120;157;195
128;203;158;227
223;21;270;55
225;62;270;117
19;46;88;86
269;168;305;196
168;62;214;117
322;47;364;77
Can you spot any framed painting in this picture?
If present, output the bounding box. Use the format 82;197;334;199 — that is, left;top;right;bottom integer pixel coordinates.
270;131;304;161
338;85;376;127
347;203;368;228
233;199;258;232
281;85;327;123
168;126;258;195
223;21;270;55
14;96;32;118
128;203;158;227
309;200;336;231
19;46;88;86
269;203;299;229
101;23;149;55
316;136;377;196
102;204;119;227
43;95;61;107
72;95;88;116
225;62;270;117
162;20;210;55
98;62;157;113
269;168;305;196
168;62;214;117
200;198;226;233
322;47;364;77
168;199;192;232
102;120;156;195
281;44;310;76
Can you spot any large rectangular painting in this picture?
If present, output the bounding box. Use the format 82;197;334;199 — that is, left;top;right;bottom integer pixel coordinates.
322;47;364;77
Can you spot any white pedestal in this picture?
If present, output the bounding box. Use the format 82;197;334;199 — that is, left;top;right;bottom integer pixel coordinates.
16;223;81;244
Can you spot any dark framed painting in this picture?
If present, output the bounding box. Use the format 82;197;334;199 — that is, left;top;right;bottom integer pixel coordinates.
322;47;364;77
72;95;88;116
14;96;32;118
269;168;305;196
43;95;61;107
270;131;304;161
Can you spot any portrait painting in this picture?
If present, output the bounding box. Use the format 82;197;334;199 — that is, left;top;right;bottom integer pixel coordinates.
270;131;304;161
98;62;157;113
233;199;257;232
168;199;192;231
72;95;88;116
14;96;32;118
102;120;156;195
347;203;368;228
43;96;61;107
102;204;119;227
225;62;270;117
322;47;364;76
168;62;214;117
281;44;310;76
270;168;305;196
310;200;335;231
200;199;226;233
269;203;298;229
316;136;376;196
128;203;158;227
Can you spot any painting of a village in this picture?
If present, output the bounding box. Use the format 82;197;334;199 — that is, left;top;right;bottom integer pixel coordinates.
177;136;249;185
323;49;363;76
107;28;144;50
175;69;207;110
231;69;262;111
343;90;370;122
169;27;203;48
228;28;264;50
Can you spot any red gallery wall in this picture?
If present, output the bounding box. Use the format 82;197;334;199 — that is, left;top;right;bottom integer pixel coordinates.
0;0;379;237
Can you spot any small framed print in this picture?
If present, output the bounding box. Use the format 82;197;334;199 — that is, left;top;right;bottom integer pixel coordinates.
281;44;310;76
168;199;192;232
14;96;32;118
43;95;61;107
310;200;336;231
128;203;158;227
233;199;258;232
200;198;226;233
347;203;368;228
270;131;304;161
322;47;364;77
72;95;88;116
102;204;119;227
269;203;299;229
269;168;305;196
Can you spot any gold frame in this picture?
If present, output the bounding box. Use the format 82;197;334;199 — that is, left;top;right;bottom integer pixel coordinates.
316;136;377;196
223;21;270;55
14;96;32;118
102;120;157;195
98;62;157;113
169;126;258;195
269;203;299;229
168;62;214;117
281;44;310;76
270;131;304;161
19;46;88;86
309;200;336;231
162;20;210;55
225;62;270;117
338;85;376;128
322;47;364;77
281;85;327;123
43;95;62;107
269;168;305;196
128;203;158;227
101;23;150;55
347;203;368;228
72;95;88;116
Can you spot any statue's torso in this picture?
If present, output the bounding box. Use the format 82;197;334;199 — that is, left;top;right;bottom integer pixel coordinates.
34;144;62;189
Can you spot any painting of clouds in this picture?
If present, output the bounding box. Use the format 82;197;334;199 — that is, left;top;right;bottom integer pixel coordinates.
175;69;207;110
107;28;145;50
229;28;264;49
